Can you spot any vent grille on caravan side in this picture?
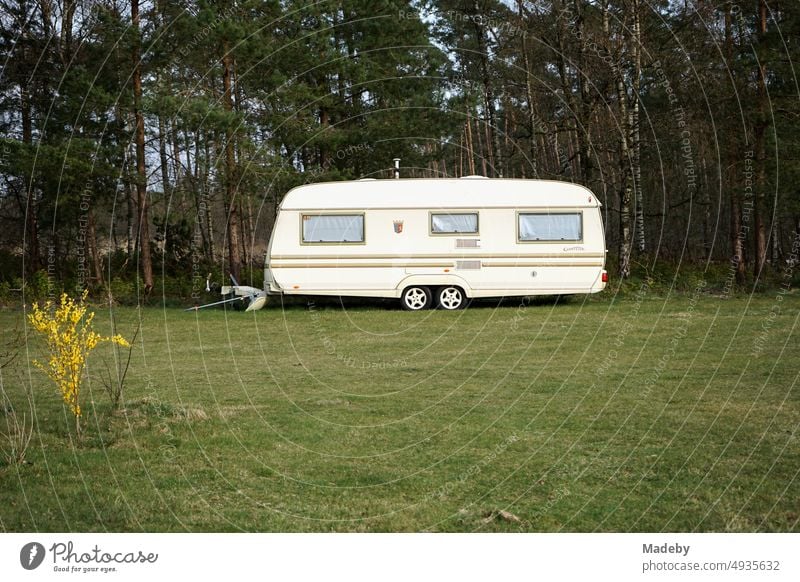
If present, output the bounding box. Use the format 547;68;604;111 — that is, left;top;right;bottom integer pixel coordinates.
456;260;482;270
456;239;479;248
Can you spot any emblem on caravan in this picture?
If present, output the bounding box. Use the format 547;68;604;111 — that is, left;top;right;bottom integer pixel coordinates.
393;220;404;234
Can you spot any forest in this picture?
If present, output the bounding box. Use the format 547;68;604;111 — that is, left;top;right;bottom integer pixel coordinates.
1;0;798;301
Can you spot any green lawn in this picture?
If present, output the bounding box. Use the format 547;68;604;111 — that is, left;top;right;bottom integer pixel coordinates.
1;292;798;532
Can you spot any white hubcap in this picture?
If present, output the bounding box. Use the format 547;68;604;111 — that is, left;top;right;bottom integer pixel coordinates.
405;288;427;309
439;287;462;309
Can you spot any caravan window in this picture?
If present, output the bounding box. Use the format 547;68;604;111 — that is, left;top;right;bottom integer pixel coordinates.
302;214;364;243
430;212;479;234
518;212;582;242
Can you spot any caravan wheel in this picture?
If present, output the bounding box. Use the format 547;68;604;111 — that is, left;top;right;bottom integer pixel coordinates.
401;286;432;311
436;286;466;310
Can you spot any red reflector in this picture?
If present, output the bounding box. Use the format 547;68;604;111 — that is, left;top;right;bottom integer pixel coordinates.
601;271;609;283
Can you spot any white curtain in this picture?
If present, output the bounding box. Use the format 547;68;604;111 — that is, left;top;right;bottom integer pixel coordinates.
303;214;364;242
519;213;581;241
431;213;478;233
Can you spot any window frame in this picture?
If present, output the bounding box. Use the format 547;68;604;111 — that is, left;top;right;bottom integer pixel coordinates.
299;212;366;245
428;211;480;236
516;211;584;243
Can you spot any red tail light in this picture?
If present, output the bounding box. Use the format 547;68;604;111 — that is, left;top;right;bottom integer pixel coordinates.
601;271;609;283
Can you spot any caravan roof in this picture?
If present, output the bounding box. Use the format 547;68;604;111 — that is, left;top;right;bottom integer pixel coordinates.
280;178;600;211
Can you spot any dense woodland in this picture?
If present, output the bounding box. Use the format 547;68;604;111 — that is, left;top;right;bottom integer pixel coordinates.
0;0;798;300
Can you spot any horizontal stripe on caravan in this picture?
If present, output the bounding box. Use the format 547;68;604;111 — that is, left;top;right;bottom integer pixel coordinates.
270;252;605;260
482;262;604;267
280;205;598;211
272;263;454;269
270;262;604;269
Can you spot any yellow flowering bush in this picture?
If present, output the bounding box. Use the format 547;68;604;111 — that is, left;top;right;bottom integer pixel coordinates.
27;291;129;431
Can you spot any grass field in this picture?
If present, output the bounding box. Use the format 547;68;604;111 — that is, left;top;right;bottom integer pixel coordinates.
1;291;798;532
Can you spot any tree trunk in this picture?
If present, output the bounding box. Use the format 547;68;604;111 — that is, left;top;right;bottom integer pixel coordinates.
502;96;512;178
87;208;104;288
725;5;747;284
184;127;194;180
126;154;135;258
473;7;501;177
631;0;645;255
202;136;216;262
554;1;578;177
606;1;633;278
573;0;594;186
474;107;487;176
771;219;780;264
222;40;242;283
245;192;255;277
113;65;134;262
319;108;329;168
21;71;40;277
700;156;711;260
465;114;476;175
483;116;493;175
60;0;75;63
158;114;170;198
753;122;767;277
753;0;768;278
171;118;183;186
456;135;466;178
132;0;154;295
517;1;539;177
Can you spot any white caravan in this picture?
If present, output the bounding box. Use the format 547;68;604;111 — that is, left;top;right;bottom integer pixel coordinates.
220;177;607;311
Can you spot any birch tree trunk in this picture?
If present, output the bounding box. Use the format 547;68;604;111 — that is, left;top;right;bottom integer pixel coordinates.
605;1;633;278
631;0;645;254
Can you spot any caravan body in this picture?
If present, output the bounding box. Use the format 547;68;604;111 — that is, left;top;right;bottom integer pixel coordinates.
263;178;607;310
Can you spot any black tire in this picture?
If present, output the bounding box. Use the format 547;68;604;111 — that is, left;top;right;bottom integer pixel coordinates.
436;286;467;310
401;286;432;311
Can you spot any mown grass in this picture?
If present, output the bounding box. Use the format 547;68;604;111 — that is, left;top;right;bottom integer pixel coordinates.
0;291;797;532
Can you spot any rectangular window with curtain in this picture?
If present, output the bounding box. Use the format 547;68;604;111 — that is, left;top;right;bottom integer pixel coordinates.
518;212;582;242
430;212;479;234
302;214;365;243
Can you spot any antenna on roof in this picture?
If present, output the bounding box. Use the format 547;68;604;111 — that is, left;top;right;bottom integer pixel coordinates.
393;158;400;179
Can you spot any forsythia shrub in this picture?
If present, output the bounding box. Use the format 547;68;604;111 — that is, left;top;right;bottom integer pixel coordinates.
27;290;129;431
